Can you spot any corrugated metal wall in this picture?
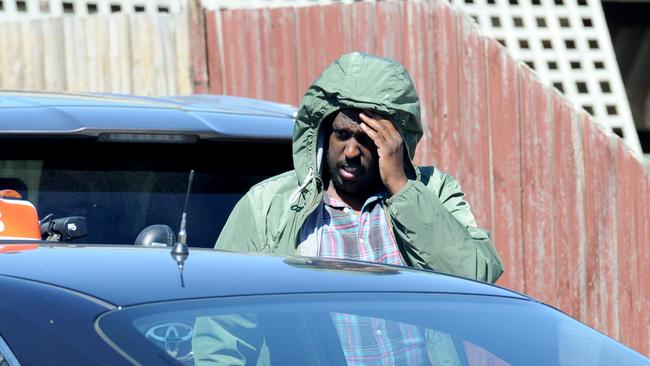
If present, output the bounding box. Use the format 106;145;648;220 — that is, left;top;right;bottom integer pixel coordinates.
202;1;650;355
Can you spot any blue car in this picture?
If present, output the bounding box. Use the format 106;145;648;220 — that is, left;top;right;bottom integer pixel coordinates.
0;243;648;365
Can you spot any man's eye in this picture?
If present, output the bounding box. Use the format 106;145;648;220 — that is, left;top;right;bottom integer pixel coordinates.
334;130;351;140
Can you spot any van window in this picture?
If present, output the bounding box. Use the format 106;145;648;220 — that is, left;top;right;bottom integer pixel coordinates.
0;139;292;247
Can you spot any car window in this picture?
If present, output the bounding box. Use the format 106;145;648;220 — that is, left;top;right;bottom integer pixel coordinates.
95;293;649;366
0;333;20;366
0;139;292;247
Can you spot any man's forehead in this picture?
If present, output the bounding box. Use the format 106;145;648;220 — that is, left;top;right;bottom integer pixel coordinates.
333;109;363;126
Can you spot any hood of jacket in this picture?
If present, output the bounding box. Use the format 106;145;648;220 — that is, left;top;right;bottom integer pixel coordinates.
292;52;423;193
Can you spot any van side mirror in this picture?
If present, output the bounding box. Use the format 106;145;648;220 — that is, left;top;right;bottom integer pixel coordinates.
135;225;176;247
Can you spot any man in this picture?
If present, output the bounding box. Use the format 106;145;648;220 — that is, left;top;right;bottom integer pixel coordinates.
215;52;502;282
194;52;503;365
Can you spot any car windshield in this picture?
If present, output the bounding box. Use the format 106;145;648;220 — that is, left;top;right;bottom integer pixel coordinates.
0;139;291;247
96;292;648;366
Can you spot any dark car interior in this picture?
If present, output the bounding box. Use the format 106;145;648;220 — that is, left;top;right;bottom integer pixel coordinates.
0;138;292;248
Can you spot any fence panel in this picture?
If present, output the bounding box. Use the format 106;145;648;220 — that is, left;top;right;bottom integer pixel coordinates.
0;14;192;95
519;66;557;305
582;114;619;337
108;15;133;93
205;10;223;94
172;10;193;95
374;1;404;63
404;1;433;165
486;41;523;292
219;9;250;96
295;5;331;98
247;9;272;101
457;17;491;229
634;164;650;356
85;16;107;92
63;17;88;91
319;4;346;68
615;141;640;349
43;18;66;91
343;2;375;54
429;4;462;177
0;22;17;87
131;15;158;95
189;0;209;93
267;7;299;105
552;92;587;320
24;20;47;89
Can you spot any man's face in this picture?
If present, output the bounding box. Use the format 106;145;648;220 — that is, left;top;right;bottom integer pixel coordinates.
326;110;381;194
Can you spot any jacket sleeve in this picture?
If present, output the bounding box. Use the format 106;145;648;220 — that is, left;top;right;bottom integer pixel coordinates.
385;172;503;283
215;193;261;251
192;314;265;366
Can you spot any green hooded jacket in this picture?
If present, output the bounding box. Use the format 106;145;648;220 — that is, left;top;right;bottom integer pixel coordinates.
216;52;503;283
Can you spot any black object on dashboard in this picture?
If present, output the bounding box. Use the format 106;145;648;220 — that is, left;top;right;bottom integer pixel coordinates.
40;216;88;241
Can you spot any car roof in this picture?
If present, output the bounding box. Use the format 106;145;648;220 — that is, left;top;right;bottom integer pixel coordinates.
0;244;527;307
0;91;295;141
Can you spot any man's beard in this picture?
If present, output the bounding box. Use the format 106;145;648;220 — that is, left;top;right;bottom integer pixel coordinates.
326;152;379;195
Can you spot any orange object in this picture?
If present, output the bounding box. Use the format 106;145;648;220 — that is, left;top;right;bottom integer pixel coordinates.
0;243;39;253
0;198;41;240
0;189;22;199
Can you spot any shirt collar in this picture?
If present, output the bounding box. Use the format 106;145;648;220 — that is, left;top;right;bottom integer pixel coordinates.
323;190;387;211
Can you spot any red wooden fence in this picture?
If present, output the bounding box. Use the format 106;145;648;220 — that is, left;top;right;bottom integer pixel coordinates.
200;0;649;355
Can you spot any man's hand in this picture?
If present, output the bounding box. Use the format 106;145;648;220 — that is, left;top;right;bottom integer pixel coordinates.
359;112;408;196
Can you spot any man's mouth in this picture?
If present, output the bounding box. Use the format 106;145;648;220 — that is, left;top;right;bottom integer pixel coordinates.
339;166;362;180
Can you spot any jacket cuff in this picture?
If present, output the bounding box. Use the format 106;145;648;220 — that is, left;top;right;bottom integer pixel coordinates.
385;179;417;206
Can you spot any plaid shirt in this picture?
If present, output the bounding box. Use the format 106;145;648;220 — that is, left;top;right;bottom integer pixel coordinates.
320;192;428;366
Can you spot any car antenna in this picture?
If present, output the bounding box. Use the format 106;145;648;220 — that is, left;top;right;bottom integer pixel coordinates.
171;169;194;287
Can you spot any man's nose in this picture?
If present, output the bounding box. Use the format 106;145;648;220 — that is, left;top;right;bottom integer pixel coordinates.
344;139;361;159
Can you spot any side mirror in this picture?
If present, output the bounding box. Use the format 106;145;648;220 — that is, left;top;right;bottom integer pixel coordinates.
135;225;176;247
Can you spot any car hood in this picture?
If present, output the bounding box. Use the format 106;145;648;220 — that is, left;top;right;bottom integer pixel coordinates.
0;243;526;307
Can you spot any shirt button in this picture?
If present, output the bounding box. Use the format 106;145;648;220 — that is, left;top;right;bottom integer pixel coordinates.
359;239;365;244
376;329;382;337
